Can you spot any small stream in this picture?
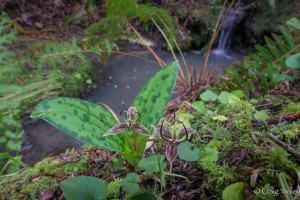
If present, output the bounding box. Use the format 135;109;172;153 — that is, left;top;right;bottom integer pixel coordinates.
21;50;243;166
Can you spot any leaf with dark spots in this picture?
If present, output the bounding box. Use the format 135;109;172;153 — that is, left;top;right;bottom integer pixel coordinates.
31;97;126;154
161;74;169;80
73;109;78;115
61;115;67;120
83;113;90;122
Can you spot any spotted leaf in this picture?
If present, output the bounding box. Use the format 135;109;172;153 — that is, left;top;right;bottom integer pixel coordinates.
31;97;126;154
132;61;178;145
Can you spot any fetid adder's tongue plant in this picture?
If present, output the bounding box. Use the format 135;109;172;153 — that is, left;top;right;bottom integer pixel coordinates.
31;61;178;167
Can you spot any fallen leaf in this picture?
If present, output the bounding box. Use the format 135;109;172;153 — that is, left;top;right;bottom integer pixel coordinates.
39;188;55;200
31;177;40;183
250;167;265;187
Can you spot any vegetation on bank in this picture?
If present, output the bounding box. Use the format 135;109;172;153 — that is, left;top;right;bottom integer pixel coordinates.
0;0;300;199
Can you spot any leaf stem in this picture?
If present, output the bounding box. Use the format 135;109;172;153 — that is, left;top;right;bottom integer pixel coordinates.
137;138;168;150
132;129;138;151
123;130;135;152
163;171;191;187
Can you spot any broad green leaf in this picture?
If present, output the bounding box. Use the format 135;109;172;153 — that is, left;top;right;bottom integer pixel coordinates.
132;61;178;145
178;141;200;161
130;192;162;200
121;173;140;194
222;182;247;200
228;96;241;104
286;17;300;28
218;91;236;104
177;113;193;127
232;90;244;98
272;72;295;82
192;101;205;112
254;110;270;121
200;90;218;101
138;155;166;175
285;53;300;69
31;97;126;154
61;176;108;200
200;147;219;162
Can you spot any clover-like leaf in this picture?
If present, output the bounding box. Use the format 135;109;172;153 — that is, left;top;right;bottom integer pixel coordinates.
222;182;247;200
61;176;108;200
272;72;295;82
254;110;270;121
229;96;241;104
192;101;205;112
178;141;201;161
200;147;219;162
138;155;167;175
130;192;162;200
232;90;244;98
200;90;218;101
121;173;140;194
286;17;300;28
285;53;300;69
218;91;236;104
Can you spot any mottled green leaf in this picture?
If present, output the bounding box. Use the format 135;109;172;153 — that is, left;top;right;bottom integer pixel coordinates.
200;90;218;101
130;192;162;200
31;97;126;154
138;155;166;175
192;101;205;112
272;72;295;82
200;147;219;162
121;173;140;194
232;90;244;98
285;53;300;69
61;176;108;200
132;61;178;144
178;141;200;161
254;110;270;121
222;182;247;200
286;17;300;28
218;91;236;104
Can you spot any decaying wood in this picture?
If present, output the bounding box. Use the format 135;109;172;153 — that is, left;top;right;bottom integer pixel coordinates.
267;133;300;159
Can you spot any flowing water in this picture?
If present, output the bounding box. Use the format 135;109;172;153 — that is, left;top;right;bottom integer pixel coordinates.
21;50;243;166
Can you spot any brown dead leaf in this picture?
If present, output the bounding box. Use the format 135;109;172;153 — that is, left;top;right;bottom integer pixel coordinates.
250;167;266;187
39;188;55;200
179;188;201;199
31;176;40;183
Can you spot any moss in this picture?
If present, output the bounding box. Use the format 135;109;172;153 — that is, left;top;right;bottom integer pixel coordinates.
61;64;94;97
223;101;255;134
21;176;59;199
107;178;122;198
268;122;300;143
282;102;300;114
207;127;233;151
0;148;101;199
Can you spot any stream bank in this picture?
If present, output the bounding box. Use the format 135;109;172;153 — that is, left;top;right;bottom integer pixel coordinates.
21;49;244;166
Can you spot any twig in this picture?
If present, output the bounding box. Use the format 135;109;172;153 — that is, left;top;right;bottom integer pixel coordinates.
267;133;300;159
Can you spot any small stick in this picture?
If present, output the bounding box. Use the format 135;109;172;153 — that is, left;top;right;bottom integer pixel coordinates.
267;133;300;159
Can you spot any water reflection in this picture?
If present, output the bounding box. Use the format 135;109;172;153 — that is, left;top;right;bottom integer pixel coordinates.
22;50;243;165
